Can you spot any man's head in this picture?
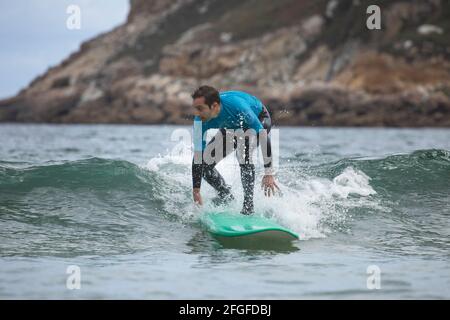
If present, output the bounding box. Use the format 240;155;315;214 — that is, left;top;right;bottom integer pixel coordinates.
191;85;221;121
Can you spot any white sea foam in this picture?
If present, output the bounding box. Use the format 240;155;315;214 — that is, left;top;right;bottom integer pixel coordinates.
143;144;379;240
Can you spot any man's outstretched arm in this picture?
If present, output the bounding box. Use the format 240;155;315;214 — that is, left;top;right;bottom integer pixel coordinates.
192;153;203;205
259;129;280;197
192;119;206;205
259;129;273;174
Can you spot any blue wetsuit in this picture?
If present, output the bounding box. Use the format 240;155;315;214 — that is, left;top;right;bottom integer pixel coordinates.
193;91;265;152
192;90;272;215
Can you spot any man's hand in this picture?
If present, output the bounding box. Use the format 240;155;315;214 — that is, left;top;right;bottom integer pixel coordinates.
193;188;203;205
261;175;280;197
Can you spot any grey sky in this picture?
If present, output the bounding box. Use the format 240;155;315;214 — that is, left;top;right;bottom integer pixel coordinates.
0;0;129;99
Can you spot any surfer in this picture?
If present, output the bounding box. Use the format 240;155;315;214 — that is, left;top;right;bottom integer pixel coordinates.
191;85;280;215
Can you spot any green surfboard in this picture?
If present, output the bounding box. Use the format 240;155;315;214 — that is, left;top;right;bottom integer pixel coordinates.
200;212;299;242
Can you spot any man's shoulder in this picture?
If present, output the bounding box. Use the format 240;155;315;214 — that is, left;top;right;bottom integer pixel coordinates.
220;90;260;107
220;90;251;99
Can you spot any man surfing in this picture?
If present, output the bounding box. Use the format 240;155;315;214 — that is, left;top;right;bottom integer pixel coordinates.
191;85;280;215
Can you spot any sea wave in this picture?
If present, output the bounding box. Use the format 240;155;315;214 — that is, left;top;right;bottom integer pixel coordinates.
1;149;448;241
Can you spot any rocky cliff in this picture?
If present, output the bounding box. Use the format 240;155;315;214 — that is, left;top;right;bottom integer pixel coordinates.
1;0;449;126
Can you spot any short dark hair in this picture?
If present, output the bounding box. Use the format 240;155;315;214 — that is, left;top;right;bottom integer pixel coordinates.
191;85;220;108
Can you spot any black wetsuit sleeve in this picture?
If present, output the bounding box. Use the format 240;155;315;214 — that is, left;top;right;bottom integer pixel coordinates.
259;113;273;171
192;119;205;188
262;133;273;169
192;157;203;189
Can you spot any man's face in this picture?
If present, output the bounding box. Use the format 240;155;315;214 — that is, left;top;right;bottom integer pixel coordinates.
192;97;216;121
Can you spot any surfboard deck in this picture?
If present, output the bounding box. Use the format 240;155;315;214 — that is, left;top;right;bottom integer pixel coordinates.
200;211;299;242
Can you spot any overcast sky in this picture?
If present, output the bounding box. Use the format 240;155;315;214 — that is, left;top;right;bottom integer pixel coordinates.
0;0;130;99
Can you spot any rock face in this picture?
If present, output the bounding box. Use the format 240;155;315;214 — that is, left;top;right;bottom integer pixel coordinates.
1;0;449;126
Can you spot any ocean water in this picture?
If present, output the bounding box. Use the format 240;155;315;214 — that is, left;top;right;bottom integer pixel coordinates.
0;124;449;299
